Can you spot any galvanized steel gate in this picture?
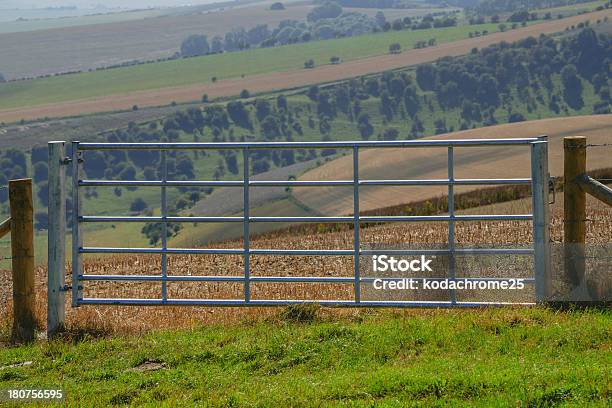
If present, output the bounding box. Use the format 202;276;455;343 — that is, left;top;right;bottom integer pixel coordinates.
47;137;550;320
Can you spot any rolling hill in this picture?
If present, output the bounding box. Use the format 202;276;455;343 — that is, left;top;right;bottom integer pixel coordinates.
1;8;609;123
294;115;612;215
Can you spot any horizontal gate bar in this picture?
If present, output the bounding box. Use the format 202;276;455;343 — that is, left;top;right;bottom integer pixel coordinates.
79;214;533;223
80;247;534;256
78;178;533;188
77;298;536;307
80;274;535;284
81;247;244;255
77;138;540;150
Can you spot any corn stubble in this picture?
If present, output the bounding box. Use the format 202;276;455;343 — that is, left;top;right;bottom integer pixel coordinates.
0;196;609;335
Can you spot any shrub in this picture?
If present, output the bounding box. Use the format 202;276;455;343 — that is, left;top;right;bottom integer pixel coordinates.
130;198;147;212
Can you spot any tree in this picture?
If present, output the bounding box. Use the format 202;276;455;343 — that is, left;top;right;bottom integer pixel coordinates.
227;101;252;129
304;59;315;69
307;2;342;22
180;34;210;57
389;43;401;54
225;154;239;175
403;85;419;118
508;112;526;123
261;115;281;139
255;99;272;121
0;73;5;83
381;128;399;141
130;198;147;212
270;2;285;10
240;89;250;98
211;36;224;53
330;56;341;65
142;222;182;245
416;64;436;91
357;114;374;140
277;94;288;111
33;162;48;182
561;64;584;110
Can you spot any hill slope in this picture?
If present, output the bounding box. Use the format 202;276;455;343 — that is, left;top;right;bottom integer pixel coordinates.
294;115;612;215
1;8;608;123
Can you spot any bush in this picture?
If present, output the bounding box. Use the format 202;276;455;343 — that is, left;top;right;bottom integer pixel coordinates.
389;43;401;54
304;59;315;69
130;198;147;212
270;2;285;10
180;34;210;57
307;2;342;22
240;89;250;98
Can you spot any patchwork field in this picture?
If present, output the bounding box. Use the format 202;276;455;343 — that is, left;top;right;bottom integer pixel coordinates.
295;115;612;215
0;2;450;80
2;8;609;123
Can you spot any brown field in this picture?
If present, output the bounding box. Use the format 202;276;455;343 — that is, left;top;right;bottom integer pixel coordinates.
1;9;609;123
0;190;609;334
294;115;612;215
0;2;442;80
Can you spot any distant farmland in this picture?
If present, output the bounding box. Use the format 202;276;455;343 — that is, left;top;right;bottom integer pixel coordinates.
2;8;609;123
0;23;501;111
295;115;612;215
0;2;449;80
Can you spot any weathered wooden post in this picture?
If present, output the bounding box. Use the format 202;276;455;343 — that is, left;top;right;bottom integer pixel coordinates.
9;178;36;342
48;142;67;337
563;136;586;290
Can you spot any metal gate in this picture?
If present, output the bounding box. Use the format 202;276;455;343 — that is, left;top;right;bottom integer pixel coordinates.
47;137;550;314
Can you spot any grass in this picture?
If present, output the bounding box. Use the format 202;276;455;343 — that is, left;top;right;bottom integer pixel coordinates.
0;307;609;406
0;9;166;34
0;23;503;111
533;0;608;14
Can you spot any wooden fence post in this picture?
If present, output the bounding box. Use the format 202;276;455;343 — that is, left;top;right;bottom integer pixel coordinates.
9;179;36;342
563;136;586;291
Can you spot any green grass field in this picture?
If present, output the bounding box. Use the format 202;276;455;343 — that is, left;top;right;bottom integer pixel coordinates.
0;307;609;406
0;23;502;111
533;0;607;14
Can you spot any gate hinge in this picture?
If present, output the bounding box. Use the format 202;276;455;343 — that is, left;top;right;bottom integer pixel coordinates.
548;177;556;205
61;157;72;165
60;284;82;291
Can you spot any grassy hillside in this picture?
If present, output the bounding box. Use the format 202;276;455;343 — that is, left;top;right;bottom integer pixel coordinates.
0;308;609;406
0;23;502;111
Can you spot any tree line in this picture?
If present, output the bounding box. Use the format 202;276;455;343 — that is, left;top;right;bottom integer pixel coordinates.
180;2;458;58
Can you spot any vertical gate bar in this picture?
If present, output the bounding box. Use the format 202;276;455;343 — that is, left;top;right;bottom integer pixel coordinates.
47;142;66;336
448;147;456;304
531;136;551;303
160;150;168;302
243;148;250;303
353;146;360;303
71;141;83;307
